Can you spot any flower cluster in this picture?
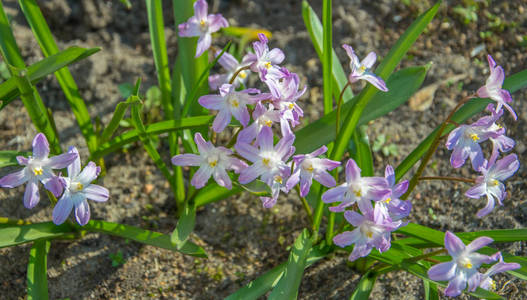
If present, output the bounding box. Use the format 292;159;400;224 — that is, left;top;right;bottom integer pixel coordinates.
428;232;519;297
446;55;519;217
0;133;109;225
328;161;411;261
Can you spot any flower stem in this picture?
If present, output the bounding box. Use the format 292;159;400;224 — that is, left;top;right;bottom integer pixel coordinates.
295;185;313;225
419;176;475;184
229;66;251;85
335;81;351;137
402;94;475;200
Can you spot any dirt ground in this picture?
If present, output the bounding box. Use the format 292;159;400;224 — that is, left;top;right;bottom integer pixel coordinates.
0;0;526;299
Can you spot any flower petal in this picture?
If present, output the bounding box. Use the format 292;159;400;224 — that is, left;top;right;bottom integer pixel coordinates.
213;167;232;189
361;52;377;68
53;194;73;225
466;236;493;252
345;159;361;182
199;94;225;110
361;73;388;92
75;199;91;226
212;109;231;133
43;176;63;197
32;133;49;159
333;230;360;247
191;166;213;189
195;33;211;58
24;180;40;209
48;152;78;169
171;154;202;166
77;162;99;185
444;231;465;257
444;275;466;297
84;184;110;202
0;168;28;188
66;146;81;177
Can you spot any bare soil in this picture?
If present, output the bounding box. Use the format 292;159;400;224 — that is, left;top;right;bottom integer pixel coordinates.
0;0;526;299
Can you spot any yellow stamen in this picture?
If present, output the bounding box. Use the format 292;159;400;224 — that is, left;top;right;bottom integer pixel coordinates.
262;158;270;167
492;179;499;186
354;189;362;197
359;65;367;72
33;167;43;176
264;120;273;127
264;62;272;69
385;197;391;204
470;133;480;142
239;72;247;79
274;175;283;184
230;99;239;108
490;279;496;290
76;183;84;191
209;160;217;168
463;260;473;269
366;231;373;238
288;103;294;110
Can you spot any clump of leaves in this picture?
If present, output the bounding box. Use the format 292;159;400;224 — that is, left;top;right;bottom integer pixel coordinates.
372;134;399;157
109;250;126;267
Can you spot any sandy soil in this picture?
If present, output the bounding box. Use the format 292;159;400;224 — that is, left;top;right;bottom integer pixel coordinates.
0;0;526;299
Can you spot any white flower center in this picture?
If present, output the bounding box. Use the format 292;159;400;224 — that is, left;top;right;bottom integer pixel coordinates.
71;181;84;192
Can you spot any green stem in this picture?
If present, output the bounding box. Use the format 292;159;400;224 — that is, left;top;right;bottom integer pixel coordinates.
402;94;474;200
335;81;351;137
295;185;313;225
419;176;475;184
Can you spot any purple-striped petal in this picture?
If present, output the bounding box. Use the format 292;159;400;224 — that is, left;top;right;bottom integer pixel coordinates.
191;166;213;188
466;236;493;252
231;106;250;127
0;169;28;188
444;231;465;257
384;165;395;186
32;133;50;159
199;94;224;110
322;185;348;203
53;194;73;225
344;210;365;227
23;180;40;209
212;109;231;133
345;159;361;182
477;195;496;218
465;182;486;199
75;199;91;226
43;176;63;197
309;145;327;157
66;146;81;177
285;170;300;191
213;167;232;189
77;162;99;185
361;52;377;68
257;126;274;152
48;152;78;169
16;156;29;165
171;154;202;166
361;73;388;92
392;180;409;198
84;184;109;202
267;48;285;65
238;163;265;184
195;33;211;58
261;196;277;208
333;230;360;247
235;142;260;163
314;171;336;188
207;14;228;32
493;154;519;181
444;275;466;297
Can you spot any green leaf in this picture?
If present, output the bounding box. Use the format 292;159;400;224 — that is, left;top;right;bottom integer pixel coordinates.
118;82;134;98
82;220;206;257
295;66;428;154
27;239;50;300
268;229;313;299
0;46;100;108
98;95;141;146
0;2;25;67
237;180;272;197
423;279;439;300
18;0;99;153
349;271;377;300
302;0;353;102
0;222;72;248
395;68;527;181
226;244;330;300
0;151;30;168
322;0;333;115
130;98;175;193
171;202;196;249
90;116;213;160
194;184;243;208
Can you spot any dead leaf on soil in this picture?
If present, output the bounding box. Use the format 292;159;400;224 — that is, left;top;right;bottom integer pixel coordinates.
409;73;467;111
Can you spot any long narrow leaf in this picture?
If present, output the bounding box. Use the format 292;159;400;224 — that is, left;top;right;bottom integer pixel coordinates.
322;0;333;115
27;239;50;300
302;0;353;101
98;96;141;145
268;229;313;299
82;220;206;257
0;46;100;106
171;201;196;248
423;279;439;300
395;68;527;181
19;0;98;153
349;271;378;300
330;1;441;162
0;222;72;248
90;116;214;160
226;244;330;300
